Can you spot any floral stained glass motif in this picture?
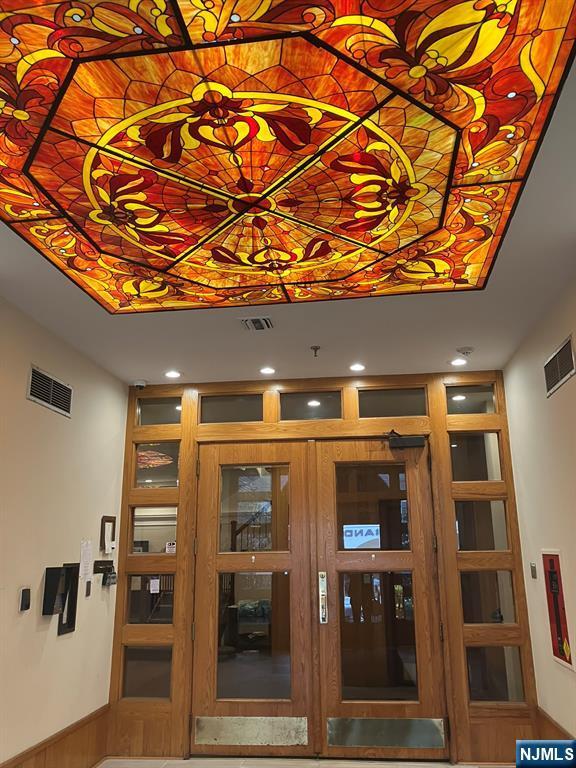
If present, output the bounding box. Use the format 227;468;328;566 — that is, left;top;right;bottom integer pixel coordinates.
1;0;575;312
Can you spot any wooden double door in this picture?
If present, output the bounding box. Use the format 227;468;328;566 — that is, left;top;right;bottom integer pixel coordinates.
191;440;447;759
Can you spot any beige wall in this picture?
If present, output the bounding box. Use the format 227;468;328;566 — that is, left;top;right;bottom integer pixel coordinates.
505;281;576;735
0;298;127;761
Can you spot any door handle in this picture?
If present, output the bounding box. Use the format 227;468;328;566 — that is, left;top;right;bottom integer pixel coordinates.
318;571;328;624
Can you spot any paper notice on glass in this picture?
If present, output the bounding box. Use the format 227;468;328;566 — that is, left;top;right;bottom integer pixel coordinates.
150;577;160;594
80;540;93;582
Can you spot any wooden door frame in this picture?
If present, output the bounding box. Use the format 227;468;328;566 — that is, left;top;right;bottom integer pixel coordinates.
189;441;315;757
314;439;448;759
107;371;538;763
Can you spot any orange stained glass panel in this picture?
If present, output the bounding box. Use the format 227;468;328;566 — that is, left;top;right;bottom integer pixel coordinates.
1;0;574;312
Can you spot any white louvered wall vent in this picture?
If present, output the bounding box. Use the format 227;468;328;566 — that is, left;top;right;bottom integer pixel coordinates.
544;337;575;397
241;317;274;331
27;366;73;417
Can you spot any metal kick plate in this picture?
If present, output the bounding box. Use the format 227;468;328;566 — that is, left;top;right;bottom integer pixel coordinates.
327;717;445;748
195;716;308;746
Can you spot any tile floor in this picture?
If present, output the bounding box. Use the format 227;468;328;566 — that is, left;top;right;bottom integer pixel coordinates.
98;760;489;768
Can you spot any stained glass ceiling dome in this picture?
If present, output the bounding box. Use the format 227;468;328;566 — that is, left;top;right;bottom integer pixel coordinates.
1;0;574;313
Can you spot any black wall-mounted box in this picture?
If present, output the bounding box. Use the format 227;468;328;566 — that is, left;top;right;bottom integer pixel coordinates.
42;567;65;615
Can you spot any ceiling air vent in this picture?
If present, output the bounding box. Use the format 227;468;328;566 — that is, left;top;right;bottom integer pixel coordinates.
544;337;575;397
241;317;274;331
27;366;73;417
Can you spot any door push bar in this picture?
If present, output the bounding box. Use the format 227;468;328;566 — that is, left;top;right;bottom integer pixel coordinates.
318;571;328;624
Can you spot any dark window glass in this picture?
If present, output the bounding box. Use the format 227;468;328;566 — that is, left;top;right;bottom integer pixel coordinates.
450;433;501;481
336;464;409;550
446;385;495;414
132;507;177;554
217;572;291;699
340;572;417;701
123;647;172;698
220;466;289;552
359;388;427;418
200;394;263;423
127;575;174;624
466;646;524;701
137;397;181;425
136;442;179;488
280;391;341;420
456;501;508;550
461;571;515;623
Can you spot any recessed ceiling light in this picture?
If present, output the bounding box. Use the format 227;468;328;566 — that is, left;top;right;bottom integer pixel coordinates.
308;399;321;407
260;366;275;375
164;370;181;379
450;357;467;367
350;363;365;372
452;394;466;401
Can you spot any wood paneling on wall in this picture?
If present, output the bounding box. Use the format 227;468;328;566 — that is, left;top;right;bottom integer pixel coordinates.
0;706;109;768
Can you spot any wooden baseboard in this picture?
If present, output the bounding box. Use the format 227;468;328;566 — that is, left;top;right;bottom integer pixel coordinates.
536;707;574;740
0;705;109;768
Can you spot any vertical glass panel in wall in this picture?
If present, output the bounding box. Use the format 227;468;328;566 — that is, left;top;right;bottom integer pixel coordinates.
466;646;524;701
220;465;289;552
137;397;181;425
446;385;495;414
132;507;177;554
127;575;174;624
123;646;172;698
456;501;508;550
217;572;291;699
450;433;501;481
359;388;427;418
200;394;263;423
461;571;515;623
340;572;417;701
135;442;179;487
280;391;341;420
336;464;410;550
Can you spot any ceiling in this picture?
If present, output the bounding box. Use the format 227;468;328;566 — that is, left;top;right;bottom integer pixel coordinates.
1;2;576;383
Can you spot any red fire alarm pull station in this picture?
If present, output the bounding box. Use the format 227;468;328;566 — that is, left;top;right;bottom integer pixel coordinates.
542;552;572;667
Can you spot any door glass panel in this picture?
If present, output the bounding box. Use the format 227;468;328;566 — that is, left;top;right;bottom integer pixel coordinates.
201;394;263;423
127;574;174;624
359;388;427;417
217;572;291;699
137;397;181;425
456;501;508;550
461;571;515;623
136;442;179;487
280;391;341;420
123;647;172;698
132;507;177;554
466;646;524;701
220;465;289;552
446;385;495;414
336;465;410;550
450;433;501;481
340;572;417;701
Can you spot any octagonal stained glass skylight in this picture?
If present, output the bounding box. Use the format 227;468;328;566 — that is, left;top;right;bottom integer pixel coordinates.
1;1;574;313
